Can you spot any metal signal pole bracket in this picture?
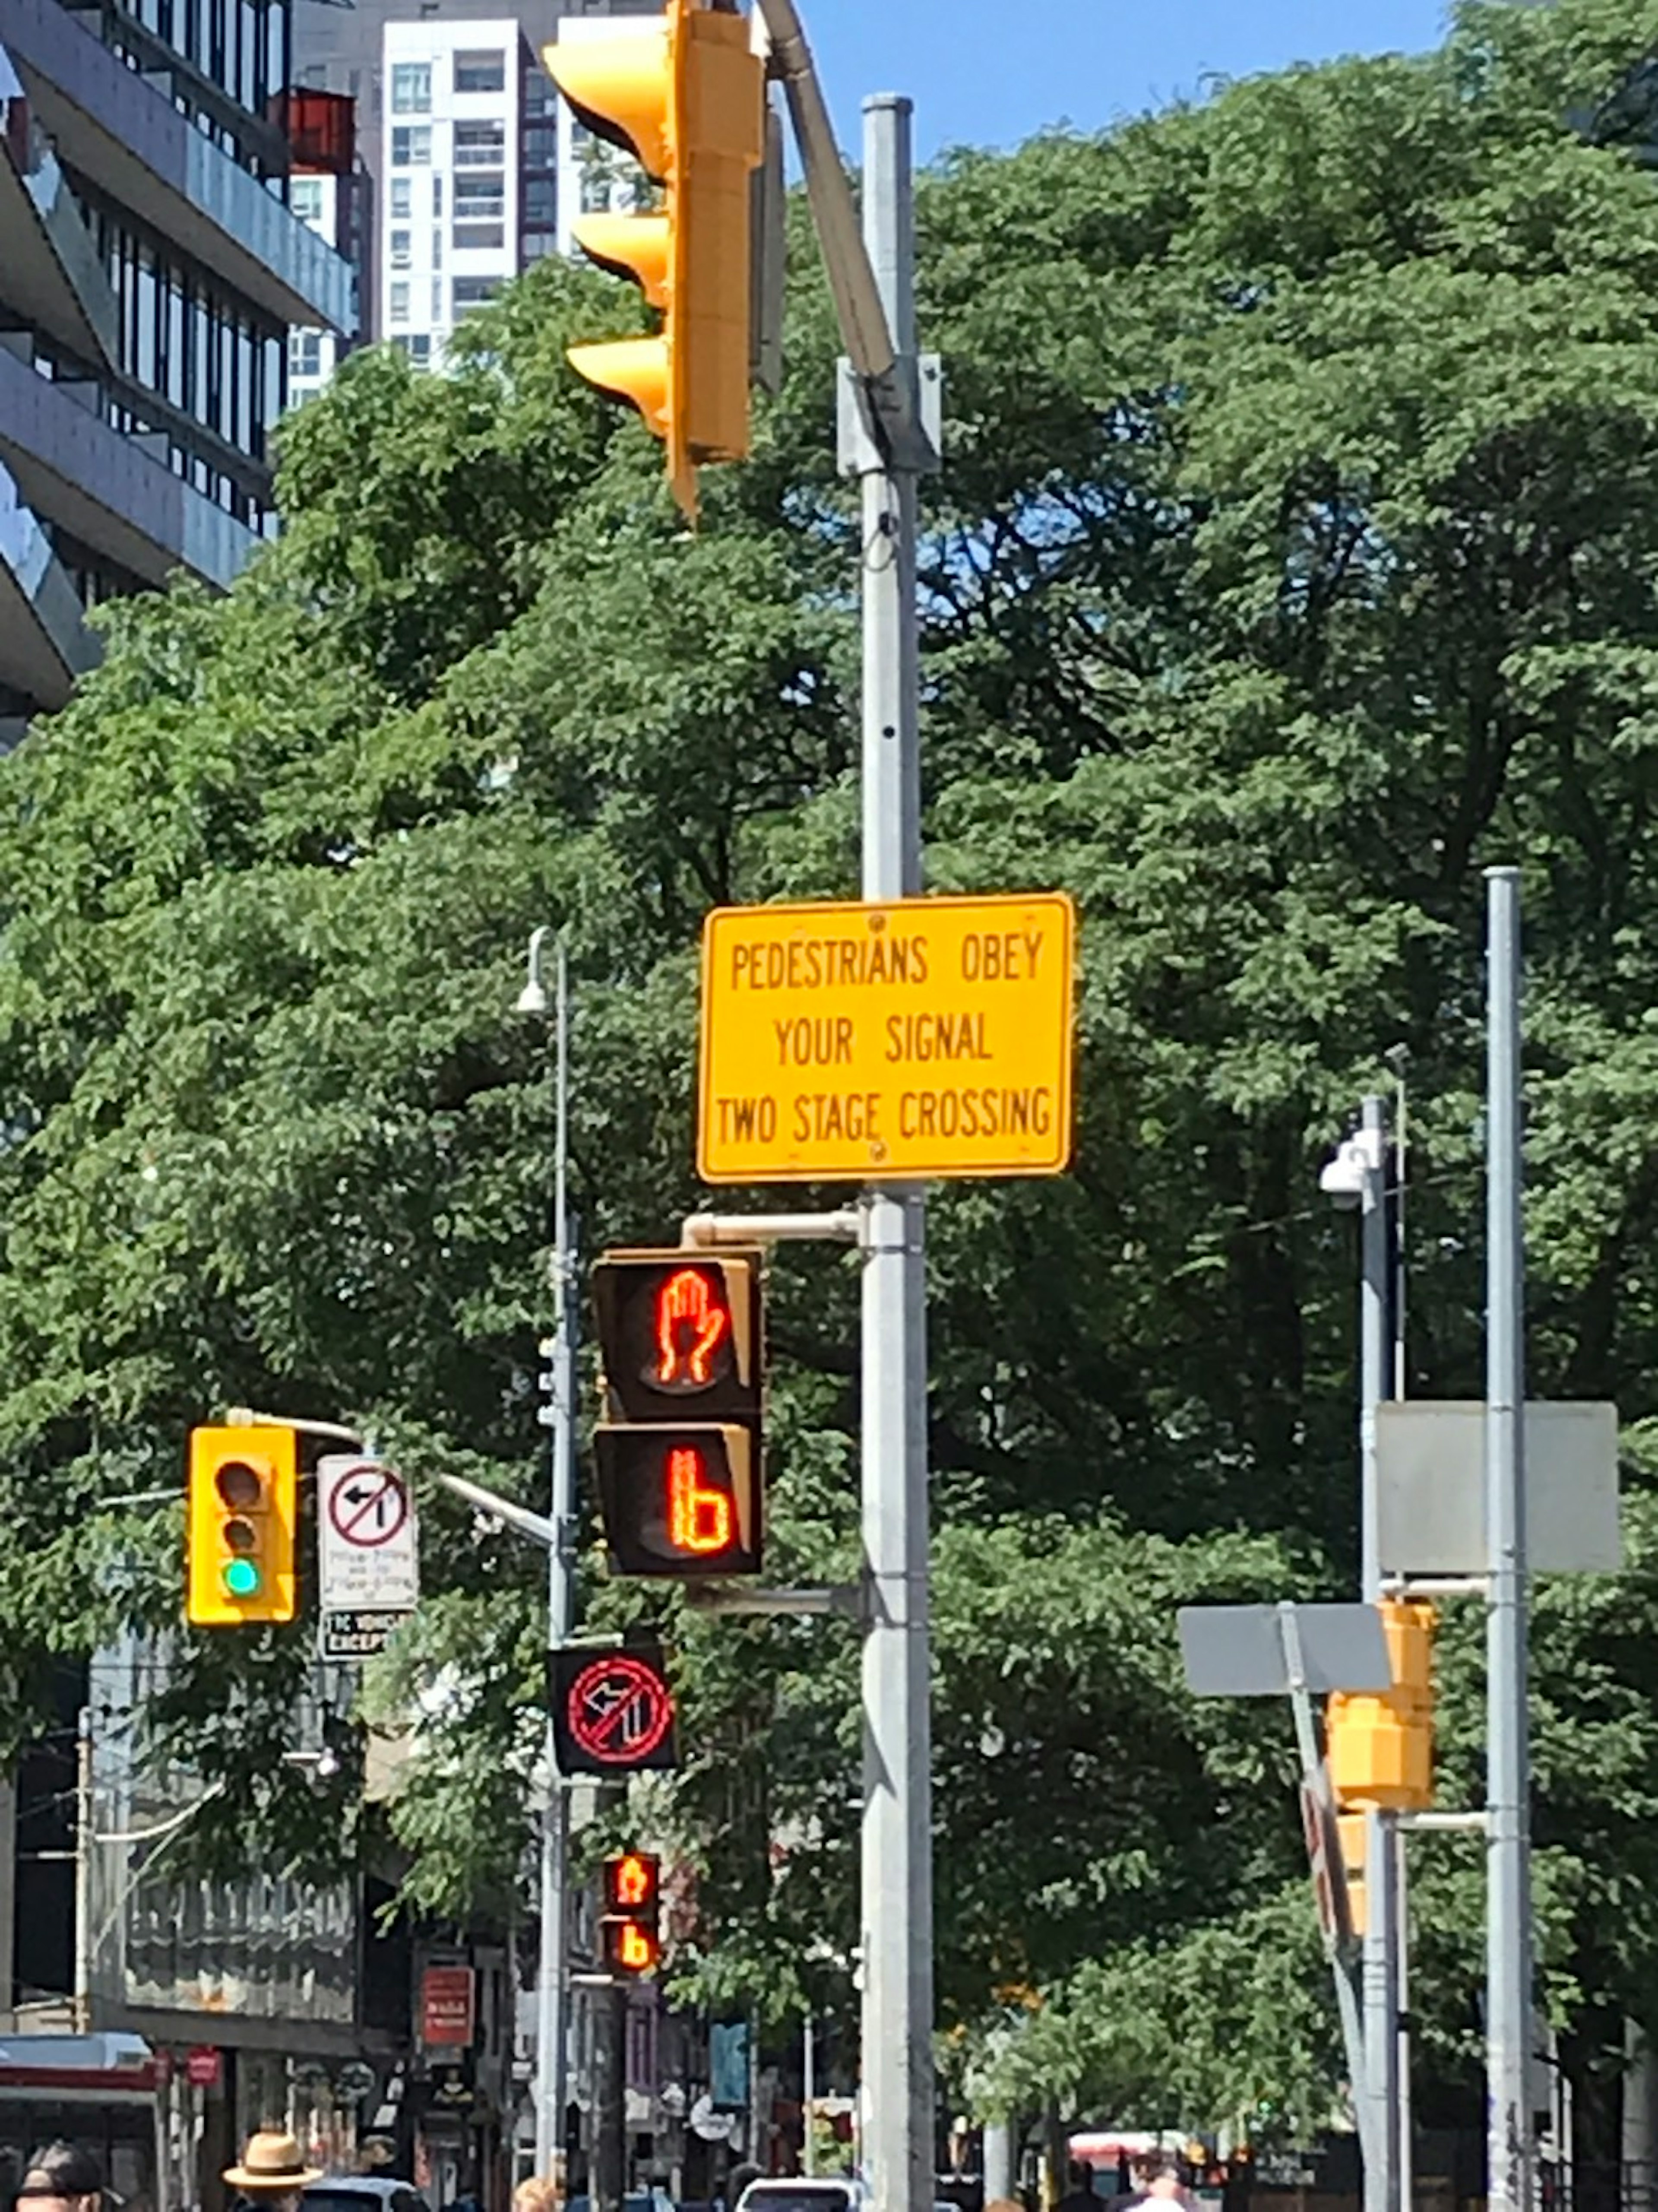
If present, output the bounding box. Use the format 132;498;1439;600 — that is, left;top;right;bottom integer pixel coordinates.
680;1209;863;1247
684;1582;862;1619
837;354;942;478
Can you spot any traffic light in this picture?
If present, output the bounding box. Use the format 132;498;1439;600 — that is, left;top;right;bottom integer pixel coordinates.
601;1850;661;1975
1326;1598;1436;1813
592;1249;763;1578
544;0;764;520
187;1423;299;1626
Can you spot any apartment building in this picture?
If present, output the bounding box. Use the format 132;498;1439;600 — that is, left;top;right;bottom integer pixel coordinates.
0;0;355;729
291;0;656;355
285;87;365;403
381;18;541;360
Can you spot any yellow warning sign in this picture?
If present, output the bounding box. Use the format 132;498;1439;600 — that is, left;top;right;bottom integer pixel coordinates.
697;892;1076;1184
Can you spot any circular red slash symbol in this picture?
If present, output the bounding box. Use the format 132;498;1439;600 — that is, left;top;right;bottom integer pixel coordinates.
566;1654;674;1766
329;1464;409;1549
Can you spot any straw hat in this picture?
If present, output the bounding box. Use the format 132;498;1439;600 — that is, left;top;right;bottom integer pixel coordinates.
223;2133;326;2192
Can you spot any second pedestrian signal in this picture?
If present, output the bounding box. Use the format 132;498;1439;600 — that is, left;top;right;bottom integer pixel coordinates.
592;1249;764;1577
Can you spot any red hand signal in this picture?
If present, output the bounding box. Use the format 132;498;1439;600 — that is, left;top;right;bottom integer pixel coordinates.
655;1268;730;1388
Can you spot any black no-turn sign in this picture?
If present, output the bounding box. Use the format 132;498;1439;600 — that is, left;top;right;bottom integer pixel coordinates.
318;1455;420;1611
549;1644;678;1775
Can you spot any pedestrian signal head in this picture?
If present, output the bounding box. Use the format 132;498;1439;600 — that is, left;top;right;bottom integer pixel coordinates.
596;1425;759;1577
187;1424;299;1626
601;1849;662;1975
592;1246;765;1578
593;1249;760;1421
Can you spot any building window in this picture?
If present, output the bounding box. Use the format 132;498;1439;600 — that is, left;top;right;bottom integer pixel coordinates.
289;329;323;378
525;177;555;226
432;174;443;214
454;119;506;167
391;125;431;165
389;280;410;321
432;228;443;267
452;222;504;251
453;48;505;93
454;174;505;219
410;333;432;366
432;278;444;320
290;177;324;222
452;276;501;315
390;177;412;219
524;125;556;166
523;231;554;261
390;62;431;113
522;67;557;117
390;227;412;267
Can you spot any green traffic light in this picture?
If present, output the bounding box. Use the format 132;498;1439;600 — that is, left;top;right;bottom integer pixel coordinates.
222;1557;262;1599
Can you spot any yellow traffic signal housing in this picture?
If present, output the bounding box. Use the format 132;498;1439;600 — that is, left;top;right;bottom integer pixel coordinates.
1337;1811;1368;1938
1327;1599;1436;1813
187;1424;299;1626
546;0;763;518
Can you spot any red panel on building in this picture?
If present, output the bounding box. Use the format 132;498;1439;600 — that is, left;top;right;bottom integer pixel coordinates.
184;2046;221;2088
273;89;355;175
420;1965;475;2047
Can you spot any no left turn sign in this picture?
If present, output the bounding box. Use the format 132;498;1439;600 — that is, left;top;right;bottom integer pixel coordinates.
328;1463;410;1549
318;1455;420;1613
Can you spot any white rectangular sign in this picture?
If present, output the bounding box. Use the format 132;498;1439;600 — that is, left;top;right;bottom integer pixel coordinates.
317;1455;420;1611
1375;1401;1620;1575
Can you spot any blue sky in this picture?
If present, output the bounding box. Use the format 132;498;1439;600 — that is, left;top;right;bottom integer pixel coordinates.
803;0;1453;162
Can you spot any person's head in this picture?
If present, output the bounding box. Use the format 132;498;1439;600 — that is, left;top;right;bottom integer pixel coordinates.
727;2164;761;2208
1133;2159;1180;2200
17;2142;102;2212
1068;2166;1094;2193
222;2129;325;2212
512;2178;561;2212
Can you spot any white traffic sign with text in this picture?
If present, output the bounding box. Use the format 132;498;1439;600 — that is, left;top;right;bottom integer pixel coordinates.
318;1455;419;1611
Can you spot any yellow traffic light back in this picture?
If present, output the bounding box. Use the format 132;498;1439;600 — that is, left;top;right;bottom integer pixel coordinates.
187;1424;299;1626
546;0;763;518
1327;1599;1436;1813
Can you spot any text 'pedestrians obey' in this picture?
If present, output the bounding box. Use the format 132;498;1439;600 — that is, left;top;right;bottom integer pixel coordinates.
698;892;1076;1182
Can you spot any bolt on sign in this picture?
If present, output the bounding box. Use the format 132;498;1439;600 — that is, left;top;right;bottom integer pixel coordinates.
698;892;1076;1182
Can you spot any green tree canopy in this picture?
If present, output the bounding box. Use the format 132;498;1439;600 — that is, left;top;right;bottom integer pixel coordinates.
5;0;1658;2149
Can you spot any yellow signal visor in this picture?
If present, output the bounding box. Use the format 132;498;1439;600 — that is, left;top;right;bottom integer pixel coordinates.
569;335;671;440
572;213;671;309
543;25;671;178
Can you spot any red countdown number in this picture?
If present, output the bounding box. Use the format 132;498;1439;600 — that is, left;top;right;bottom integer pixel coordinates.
668;1444;734;1553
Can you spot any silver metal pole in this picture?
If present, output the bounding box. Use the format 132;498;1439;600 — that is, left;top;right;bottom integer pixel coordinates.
856;92;933;2212
1485;866;1532;2212
73;1709;93;2033
535;939;577;2175
803;2013;816;2176
1397;1840;1414;2212
1361;1096;1400;2212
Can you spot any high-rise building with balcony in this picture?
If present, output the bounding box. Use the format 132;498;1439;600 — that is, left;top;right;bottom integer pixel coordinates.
0;0;356;729
291;0;656;356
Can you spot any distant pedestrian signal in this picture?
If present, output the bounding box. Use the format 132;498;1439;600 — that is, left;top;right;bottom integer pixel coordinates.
601;1850;661;1975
